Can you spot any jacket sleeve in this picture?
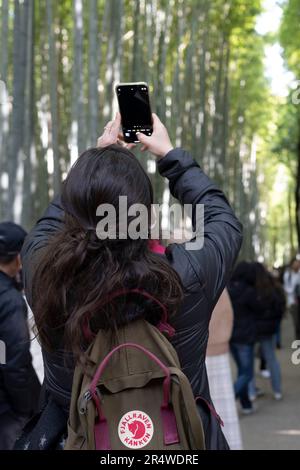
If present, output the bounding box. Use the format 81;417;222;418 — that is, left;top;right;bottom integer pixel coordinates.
21;196;65;308
157;148;243;312
0;294;35;415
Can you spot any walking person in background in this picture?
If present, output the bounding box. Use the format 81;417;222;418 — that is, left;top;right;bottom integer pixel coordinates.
206;289;243;449
0;223;40;449
283;258;300;341
250;263;284;401
228;262;261;415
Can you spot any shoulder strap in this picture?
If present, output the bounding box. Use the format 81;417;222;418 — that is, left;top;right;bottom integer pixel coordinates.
170;368;206;450
83;288;175;341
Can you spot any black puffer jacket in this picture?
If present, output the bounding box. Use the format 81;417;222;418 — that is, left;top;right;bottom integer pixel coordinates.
0;271;40;416
21;148;243;449
229;279;285;344
256;289;285;340
228;279;262;345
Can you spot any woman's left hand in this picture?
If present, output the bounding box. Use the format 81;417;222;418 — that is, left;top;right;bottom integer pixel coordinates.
97;112;136;149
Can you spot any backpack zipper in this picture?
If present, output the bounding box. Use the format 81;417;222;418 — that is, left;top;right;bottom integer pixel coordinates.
79;389;92;414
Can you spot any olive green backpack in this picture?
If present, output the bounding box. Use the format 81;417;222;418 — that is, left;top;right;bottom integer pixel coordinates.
64;317;205;451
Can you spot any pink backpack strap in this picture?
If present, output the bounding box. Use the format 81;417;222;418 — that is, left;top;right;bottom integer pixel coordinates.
195;396;224;427
82;288;175;341
120;288;175;337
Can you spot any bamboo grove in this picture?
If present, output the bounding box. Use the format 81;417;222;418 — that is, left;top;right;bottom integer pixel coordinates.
0;0;299;265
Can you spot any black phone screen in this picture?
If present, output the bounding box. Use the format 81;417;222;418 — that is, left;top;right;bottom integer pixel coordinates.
116;84;153;142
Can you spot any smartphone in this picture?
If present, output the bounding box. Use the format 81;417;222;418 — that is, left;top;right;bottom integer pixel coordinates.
115;82;153;143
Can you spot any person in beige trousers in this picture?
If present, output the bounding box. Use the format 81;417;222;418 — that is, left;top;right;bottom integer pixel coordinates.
206;289;243;450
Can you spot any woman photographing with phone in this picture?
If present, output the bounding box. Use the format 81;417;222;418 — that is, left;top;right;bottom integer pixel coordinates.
19;112;242;450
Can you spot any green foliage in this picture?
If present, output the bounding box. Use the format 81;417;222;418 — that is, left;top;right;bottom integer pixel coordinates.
1;0;297;264
280;0;300;75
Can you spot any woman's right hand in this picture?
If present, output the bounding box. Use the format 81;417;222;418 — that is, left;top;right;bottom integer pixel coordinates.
136;113;174;159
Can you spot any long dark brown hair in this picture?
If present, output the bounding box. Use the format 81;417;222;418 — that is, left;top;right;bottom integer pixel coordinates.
32;145;183;357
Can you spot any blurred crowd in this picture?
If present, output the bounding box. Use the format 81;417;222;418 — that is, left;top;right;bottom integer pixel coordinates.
207;258;300;449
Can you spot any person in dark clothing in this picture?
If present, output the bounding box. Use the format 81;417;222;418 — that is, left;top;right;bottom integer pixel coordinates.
228;261;262;414
283;259;300;341
0;222;41;449
249;263;284;400
20;113;243;450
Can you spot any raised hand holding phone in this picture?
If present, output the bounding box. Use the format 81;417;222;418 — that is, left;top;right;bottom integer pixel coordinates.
137;113;174;159
98;91;173;159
